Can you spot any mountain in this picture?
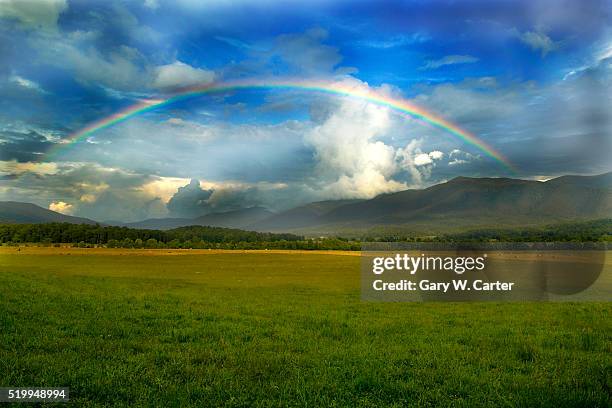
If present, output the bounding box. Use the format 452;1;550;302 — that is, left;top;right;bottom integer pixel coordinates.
0;201;98;225
124;206;274;230
248;199;363;231
194;207;274;229
3;173;610;235
252;172;612;234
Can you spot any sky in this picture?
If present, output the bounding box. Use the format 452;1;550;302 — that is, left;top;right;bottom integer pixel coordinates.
0;0;611;222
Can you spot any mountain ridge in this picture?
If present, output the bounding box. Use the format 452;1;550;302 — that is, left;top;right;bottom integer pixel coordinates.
1;172;610;234
0;201;98;225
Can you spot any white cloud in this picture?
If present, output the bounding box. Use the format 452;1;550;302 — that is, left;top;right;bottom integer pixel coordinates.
9;74;47;93
429;150;444;160
358;33;430;49
395;141;445;186
413;153;433;166
31;31;216;92
0;0;67;31
304;92;408;199
143;0;159;10
152;61;215;90
516;30;558;57
448;159;468;166
448;149;477;166
49;200;73;214
421;55;479;70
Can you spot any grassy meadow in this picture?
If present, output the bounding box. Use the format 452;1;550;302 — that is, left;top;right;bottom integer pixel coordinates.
0;247;610;407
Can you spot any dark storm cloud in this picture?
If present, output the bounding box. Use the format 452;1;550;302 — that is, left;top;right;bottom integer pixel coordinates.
0;130;54;162
166;179;214;217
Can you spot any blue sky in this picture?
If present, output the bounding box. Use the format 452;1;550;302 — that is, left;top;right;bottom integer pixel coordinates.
0;0;610;221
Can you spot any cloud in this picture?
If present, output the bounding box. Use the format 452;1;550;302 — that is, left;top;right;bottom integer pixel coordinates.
9;75;47;93
214;35;263;51
448;149;477;166
35;36;216;92
515;30;558;57
0;0;67;31
164;178;295;217
272;27;344;75
429;150;444;160
421;55;479;70
304;93;407;199
357;32;430;49
143;0;159;10
0;160;59;177
166;179;214;217
33;37;151;91
0;162;172;221
413;150;444;166
0;130;55;162
152;61;215;90
140;176;192;203
395;141;445;186
49;200;73;214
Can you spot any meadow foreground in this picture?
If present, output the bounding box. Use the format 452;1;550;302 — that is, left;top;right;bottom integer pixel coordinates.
0;248;610;407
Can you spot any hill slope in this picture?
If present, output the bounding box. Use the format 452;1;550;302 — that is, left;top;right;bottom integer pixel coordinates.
0;202;97;225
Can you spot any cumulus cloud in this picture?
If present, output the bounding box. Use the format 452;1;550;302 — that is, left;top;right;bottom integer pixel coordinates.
152;61;215;90
25;19;215;93
395;141;446;186
429;150;444;160
164;178;296;217
0;0;67;31
304;94;406;199
413;150;444;166
166;179;214;217
421;55;479;70
448;149;477;166
49;200;73;214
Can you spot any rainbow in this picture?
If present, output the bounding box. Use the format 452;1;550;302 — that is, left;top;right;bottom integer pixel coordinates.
46;79;515;171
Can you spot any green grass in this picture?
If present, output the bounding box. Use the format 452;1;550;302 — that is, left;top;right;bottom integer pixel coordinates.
0;249;610;407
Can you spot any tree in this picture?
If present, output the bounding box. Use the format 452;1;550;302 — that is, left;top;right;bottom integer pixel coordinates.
145;238;158;249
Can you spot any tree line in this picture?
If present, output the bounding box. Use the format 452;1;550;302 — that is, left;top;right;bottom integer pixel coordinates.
0;223;360;250
437;219;612;243
360;219;612;243
0;218;609;250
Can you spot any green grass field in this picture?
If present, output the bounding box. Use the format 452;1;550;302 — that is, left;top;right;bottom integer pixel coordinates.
1;248;610;407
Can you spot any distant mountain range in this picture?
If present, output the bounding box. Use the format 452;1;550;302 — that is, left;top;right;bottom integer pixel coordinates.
1;172;610;235
122;207;274;230
255;172;612;234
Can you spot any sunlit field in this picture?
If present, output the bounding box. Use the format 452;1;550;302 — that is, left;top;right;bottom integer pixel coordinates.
1;248;610;407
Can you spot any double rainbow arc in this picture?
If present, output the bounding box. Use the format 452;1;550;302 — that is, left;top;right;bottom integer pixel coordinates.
46;79;515;172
